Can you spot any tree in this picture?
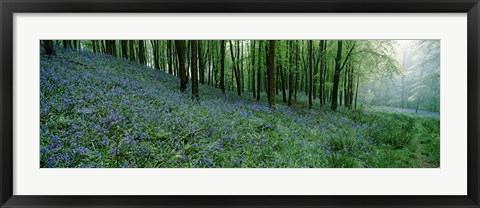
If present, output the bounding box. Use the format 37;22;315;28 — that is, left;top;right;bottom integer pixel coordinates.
198;41;205;84
288;40;295;106
267;40;276;109
408;40;440;112
92;40;97;53
331;40;356;111
105;40;116;56
319;40;326;107
167;40;173;74
257;41;262;101
151;40;160;69
121;40;128;59
220;40;226;94
191;40;199;100
63;40;70;49
251;41;256;98
43;40;56;57
129;40;135;61
308;40;313;108
138;40;146;64
175;40;188;92
229;40;242;96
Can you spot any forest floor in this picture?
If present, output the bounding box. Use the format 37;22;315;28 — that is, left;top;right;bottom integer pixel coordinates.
40;48;440;168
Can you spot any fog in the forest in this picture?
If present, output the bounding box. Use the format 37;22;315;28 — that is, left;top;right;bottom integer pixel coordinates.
359;40;440;112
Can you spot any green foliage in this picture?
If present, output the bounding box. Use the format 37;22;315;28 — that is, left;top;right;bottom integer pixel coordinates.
40;44;440;168
368;113;416;149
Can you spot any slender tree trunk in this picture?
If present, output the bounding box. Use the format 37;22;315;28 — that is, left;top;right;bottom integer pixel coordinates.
138;40;146;64
108;40;116;56
229;40;242;96
415;98;421;113
343;63;349;107
151;40;160;69
280;62;287;103
129;40;135;61
319;40;324;107
331;40;343;111
322;41;328;105
308;40;313;108
43;40;56;57
186;42;190;78
251;41;256;98
72;40;77;50
208;41;212;86
288;40;294;106
355;74;359;109
167;40;173;74
191;40;199;100
313;42;319;100
198;41;205;84
294;40;299;101
220;40;226;94
121;40;128;59
348;64;354;108
331;41;355;111
105;40;111;55
237;40;244;92
257;41;262;101
92;40;97;53
267;40;276;109
63;40;69;49
175;40;188;92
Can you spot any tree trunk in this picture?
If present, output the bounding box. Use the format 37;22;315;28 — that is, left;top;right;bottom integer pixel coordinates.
128;40;135;61
319;40;325;107
267;40;276;109
72;40;77;50
92;40;97;53
138;40;146;64
63;40;69;49
151;40;160;69
198;41;205;84
175;40;188;92
294;40;300;101
343;63;349;107
348;64;354;108
322;41;328;105
43;40;56;57
229;40;242;96
257;41;262;101
308;40;313;108
251;41;256;98
121;40;128;59
167;40;173;74
288;40;294;106
191;40;199;100
331;41;356;111
331;40;343;111
415;98;421;113
280;62;287;103
220;40;226;94
354;74;360;109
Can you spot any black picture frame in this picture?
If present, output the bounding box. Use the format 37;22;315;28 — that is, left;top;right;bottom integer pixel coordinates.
1;0;479;207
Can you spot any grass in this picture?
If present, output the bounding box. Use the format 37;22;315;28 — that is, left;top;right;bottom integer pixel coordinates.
40;47;440;168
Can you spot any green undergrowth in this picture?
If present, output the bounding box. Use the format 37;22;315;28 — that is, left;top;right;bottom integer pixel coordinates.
40;48;440;168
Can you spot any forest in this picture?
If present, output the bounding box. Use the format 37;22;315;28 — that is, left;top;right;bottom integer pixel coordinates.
40;39;440;168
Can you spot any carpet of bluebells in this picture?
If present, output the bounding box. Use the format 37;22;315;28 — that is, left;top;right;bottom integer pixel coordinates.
40;47;440;168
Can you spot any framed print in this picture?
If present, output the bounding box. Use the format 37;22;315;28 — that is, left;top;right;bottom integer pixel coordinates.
1;0;479;207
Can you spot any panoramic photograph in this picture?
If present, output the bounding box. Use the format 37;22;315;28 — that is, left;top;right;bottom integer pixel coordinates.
40;39;440;168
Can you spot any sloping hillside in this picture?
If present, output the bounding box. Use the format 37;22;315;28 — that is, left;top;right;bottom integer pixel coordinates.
40;48;439;168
